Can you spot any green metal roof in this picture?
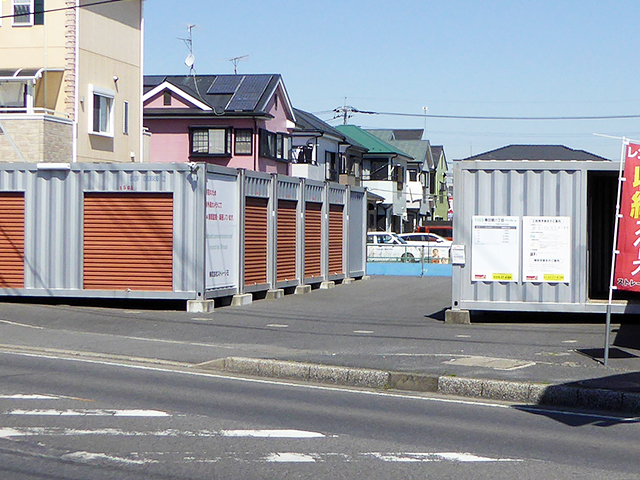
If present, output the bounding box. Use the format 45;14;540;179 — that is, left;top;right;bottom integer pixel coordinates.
335;125;413;159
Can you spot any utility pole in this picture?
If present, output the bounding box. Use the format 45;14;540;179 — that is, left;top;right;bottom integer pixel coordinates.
334;98;355;124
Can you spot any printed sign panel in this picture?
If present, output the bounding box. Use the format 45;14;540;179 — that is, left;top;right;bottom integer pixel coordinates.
471;216;519;282
614;142;640;292
522;216;571;283
205;174;239;290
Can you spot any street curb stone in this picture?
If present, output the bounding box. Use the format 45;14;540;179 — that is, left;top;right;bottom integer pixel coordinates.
202;357;640;414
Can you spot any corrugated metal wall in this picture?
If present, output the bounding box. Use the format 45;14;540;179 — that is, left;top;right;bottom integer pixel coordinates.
0;164;368;302
348;189;366;277
452;160;626;314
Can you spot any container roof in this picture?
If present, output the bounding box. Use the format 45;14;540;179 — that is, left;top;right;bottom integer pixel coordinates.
462;145;611;161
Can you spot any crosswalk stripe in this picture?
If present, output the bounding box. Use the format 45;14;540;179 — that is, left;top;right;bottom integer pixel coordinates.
3;409;170;417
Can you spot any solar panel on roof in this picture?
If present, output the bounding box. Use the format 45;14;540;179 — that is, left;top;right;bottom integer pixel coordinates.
207;76;242;95
226;75;272;111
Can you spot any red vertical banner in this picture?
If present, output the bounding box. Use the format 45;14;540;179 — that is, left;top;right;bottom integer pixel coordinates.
614;142;640;292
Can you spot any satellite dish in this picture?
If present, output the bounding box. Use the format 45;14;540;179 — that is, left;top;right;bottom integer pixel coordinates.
185;54;195;68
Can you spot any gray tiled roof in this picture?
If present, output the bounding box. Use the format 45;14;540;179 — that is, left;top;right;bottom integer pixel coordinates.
144;74;282;114
293;109;368;151
462;145;610;161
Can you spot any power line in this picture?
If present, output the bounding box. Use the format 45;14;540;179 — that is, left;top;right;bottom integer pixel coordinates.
333;107;640;121
0;0;131;20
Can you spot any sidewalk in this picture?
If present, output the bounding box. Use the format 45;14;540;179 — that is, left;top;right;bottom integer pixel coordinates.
0;276;639;414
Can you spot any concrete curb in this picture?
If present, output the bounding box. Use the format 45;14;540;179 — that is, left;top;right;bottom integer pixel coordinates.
200;357;640;415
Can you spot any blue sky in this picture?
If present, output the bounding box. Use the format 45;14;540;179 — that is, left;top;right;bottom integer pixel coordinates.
143;0;640;161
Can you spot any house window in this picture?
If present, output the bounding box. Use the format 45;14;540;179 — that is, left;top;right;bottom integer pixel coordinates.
326;152;337;181
234;128;253;155
89;85;115;136
123;101;130;135
293;145;314;164
408;168;418;182
190;127;232;155
163;91;171;106
0;82;26;109
259;129;290;160
13;0;42;26
259;129;276;158
369;160;388;181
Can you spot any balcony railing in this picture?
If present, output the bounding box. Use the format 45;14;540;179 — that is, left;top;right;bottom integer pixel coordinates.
0;107;70;119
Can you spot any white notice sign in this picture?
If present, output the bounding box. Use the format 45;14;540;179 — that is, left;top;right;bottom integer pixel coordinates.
522;216;571;283
205;174;238;290
472;216;520;282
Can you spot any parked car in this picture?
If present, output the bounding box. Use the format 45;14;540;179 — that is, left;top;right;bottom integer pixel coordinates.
397;232;452;263
366;232;423;263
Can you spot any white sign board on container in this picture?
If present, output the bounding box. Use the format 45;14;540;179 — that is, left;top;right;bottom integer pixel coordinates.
205;174;239;290
471;216;520;282
522;216;571;283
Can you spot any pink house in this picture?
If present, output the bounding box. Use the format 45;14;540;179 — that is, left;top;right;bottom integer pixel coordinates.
143;74;296;174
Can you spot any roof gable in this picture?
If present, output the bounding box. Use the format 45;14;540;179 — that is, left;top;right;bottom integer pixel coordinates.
143;74;295;120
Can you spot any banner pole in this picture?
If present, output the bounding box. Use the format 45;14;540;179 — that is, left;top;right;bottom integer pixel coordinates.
605;138;628;366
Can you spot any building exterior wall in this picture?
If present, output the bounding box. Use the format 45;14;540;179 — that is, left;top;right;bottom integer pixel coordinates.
0;117;73;162
144;84;292;175
75;1;142;163
0;0;142;163
0;0;69;114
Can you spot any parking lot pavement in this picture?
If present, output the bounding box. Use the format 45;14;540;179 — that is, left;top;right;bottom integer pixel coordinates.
0;276;639;411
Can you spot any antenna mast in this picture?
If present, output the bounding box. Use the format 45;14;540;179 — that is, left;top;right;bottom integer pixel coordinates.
229;55;249;74
179;25;197;75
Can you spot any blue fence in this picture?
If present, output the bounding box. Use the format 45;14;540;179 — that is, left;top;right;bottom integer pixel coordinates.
366;262;452;277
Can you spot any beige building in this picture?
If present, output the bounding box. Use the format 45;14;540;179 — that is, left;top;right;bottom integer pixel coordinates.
0;0;143;163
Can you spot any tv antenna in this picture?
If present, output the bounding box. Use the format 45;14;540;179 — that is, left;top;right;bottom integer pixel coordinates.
229;55;249;74
179;24;197;75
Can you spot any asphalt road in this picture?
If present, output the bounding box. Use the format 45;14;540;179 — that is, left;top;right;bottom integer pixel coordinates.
0;351;638;479
0;276;634;385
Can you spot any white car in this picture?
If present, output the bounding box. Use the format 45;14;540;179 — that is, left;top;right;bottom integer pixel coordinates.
366;232;423;263
397;232;452;263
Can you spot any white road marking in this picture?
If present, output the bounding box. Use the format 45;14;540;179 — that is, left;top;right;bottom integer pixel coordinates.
267;324;289;328
4;409;170;417
456;335;471;338
367;452;521;463
0;319;45;330
62;451;157;465
444;356;536;371
221;430;324;438
0;321;233;349
1;348;637;423
562;340;578;344
353;330;374;334
265;452;317;462
0;394;60;400
0;427;326;439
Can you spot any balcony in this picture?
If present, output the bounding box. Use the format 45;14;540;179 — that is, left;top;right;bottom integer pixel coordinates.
0;69;72;163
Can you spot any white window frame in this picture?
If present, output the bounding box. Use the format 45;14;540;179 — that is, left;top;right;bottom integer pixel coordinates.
89;85;115;137
123;100;129;135
13;0;34;26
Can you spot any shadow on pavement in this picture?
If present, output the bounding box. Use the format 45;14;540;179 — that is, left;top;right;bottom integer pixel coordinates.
514;404;640;427
514;370;640;426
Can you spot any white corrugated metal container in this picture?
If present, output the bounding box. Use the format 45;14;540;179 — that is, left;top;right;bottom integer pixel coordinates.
0;163;368;304
451;159;638;314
